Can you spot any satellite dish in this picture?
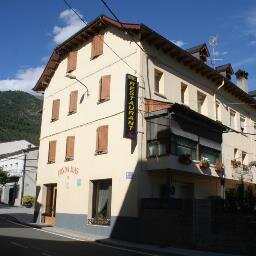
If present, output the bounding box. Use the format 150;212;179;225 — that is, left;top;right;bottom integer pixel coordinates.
209;36;218;46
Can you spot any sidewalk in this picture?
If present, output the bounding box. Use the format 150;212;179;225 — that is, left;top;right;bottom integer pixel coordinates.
0;204;239;256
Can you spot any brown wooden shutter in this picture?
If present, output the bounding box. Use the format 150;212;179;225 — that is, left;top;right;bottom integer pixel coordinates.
69;90;78;114
66;136;75;160
99;75;111;102
51;99;60;121
91;34;104;59
67;50;77;73
48;140;56;163
96;125;108;153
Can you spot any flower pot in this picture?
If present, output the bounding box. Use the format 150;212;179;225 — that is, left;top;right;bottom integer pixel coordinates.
199;161;210;169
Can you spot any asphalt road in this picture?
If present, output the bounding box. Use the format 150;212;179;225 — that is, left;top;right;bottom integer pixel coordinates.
0;217;163;256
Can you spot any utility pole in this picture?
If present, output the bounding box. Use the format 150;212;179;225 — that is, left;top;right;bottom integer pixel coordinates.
20;150;27;205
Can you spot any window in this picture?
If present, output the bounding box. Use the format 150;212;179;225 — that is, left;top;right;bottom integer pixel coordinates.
67;50;77;73
181;83;188;105
48;140;57;164
51;99;60;122
200;146;221;164
242;151;247;165
146;116;169;157
99;75;111;103
147;140;168;157
96;125;108;154
154;69;164;95
234;148;238;159
65;136;75;161
91;34;104;59
68;90;78;114
240;116;245;132
197;91;207;114
230;110;236;129
89;179;112;225
170;134;197;160
216;101;221;121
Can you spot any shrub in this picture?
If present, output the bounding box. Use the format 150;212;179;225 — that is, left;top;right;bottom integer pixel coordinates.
22;195;35;208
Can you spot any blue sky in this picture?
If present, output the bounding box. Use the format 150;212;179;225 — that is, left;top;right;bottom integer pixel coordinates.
1;0;256;93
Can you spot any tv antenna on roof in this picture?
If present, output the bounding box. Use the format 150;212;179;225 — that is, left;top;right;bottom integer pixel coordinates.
209;35;223;69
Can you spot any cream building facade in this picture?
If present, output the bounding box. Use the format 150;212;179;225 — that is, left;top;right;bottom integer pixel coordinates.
34;16;256;240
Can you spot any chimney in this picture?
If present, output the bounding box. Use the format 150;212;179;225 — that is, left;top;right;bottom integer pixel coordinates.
216;63;234;80
27;144;32;149
235;69;248;93
187;43;210;64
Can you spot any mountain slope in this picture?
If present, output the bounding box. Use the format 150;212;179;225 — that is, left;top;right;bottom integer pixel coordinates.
0;91;42;145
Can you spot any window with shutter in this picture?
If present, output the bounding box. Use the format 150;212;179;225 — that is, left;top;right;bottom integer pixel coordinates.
91;34;104;59
96;125;108;154
48;141;57;164
65;136;75;161
68;90;78;114
99;75;111;103
67;50;77;73
51;99;60;122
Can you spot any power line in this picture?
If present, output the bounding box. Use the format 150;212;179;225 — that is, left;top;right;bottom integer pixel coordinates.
60;0;256;138
99;0;146;54
62;0;141;77
63;0;87;24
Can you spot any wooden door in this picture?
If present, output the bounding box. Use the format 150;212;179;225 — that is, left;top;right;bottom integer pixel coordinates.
44;184;57;225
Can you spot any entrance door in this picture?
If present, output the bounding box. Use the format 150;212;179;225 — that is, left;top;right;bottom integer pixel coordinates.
8;188;15;205
44;184;57;225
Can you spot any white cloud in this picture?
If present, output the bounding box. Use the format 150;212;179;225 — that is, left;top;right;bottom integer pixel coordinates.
52;9;86;44
214;51;228;57
0;66;44;93
41;56;50;63
233;56;256;67
0;9;86;93
171;40;185;48
248;40;256;46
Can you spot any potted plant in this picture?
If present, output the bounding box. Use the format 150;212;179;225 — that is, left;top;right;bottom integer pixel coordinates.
231;159;241;168
22;195;35;208
199;157;210;168
215;162;224;172
178;154;192;165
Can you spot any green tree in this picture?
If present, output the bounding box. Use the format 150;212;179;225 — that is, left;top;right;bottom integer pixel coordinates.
0;168;8;185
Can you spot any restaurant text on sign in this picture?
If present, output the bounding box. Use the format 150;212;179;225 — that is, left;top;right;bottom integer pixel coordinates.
124;74;138;139
58;166;79;176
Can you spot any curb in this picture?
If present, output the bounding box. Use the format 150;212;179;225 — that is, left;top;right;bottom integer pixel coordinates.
97;239;182;256
0;214;52;229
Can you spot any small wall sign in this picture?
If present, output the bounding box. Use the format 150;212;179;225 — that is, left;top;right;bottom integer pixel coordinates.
76;178;81;186
126;171;135;179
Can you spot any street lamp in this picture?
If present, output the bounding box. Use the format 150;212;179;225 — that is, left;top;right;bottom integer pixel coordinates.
65;73;89;96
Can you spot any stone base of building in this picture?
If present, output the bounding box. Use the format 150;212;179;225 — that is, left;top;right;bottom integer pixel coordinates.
54;213;139;241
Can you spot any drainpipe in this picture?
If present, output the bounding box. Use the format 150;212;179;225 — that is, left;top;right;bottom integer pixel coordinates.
20;150;27;205
213;79;225;199
213;79;225;121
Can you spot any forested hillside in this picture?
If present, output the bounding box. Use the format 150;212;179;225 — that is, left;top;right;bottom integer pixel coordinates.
0;91;42;145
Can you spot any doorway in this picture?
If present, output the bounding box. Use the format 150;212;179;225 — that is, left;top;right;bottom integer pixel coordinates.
43;184;57;225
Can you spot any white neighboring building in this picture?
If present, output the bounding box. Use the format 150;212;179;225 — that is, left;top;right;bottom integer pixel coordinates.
0;140;33;155
0;140;38;206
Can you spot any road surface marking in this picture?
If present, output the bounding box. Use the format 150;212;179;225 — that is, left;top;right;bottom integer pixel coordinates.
41;253;52;256
2;217;159;256
10;241;28;249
